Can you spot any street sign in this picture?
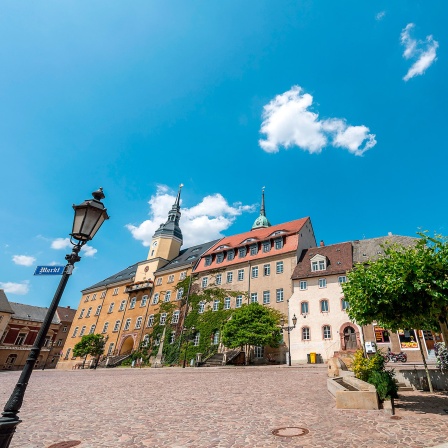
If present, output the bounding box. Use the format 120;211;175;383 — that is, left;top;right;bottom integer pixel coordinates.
34;266;65;276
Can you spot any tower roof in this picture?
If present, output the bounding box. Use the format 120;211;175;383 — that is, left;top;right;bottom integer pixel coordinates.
153;184;183;242
252;187;271;230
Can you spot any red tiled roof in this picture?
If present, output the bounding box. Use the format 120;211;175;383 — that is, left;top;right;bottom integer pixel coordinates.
194;218;309;273
292;242;353;279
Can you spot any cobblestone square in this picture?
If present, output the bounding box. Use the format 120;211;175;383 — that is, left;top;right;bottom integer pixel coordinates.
0;366;447;448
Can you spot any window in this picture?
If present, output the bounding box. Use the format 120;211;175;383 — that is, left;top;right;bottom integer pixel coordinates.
156;278;162;286
320;300;329;312
202;277;208;288
102;322;109;333
72;327;79;337
276;261;284;274
100;290;106;299
227;250;234;261
274;238;283;249
198;302;205;314
227;272;233;283
276;288;284;302
302;327;310;340
15;333;27;345
62;326;68;333
152;294;159;305
263;291;270;305
250;244;258;255
263;264;270;276
373;326;390;343
129;297;137;309
119;300;126;311
319;279;327;288
216;253;224;263
113;288;119;296
176;288;183;300
205;256;212;266
216;274;222;285
213;331;220;345
113;321;121;332
319;260;325;270
312;261;318;271
341;298;349;311
85;295;90;302
91;293;97;301
57;339;63;347
79;326;86;336
170;331;176;344
107;343;115;355
86;307;92;318
236;296;243;308
135;317;142;329
193;332;200;346
238;247;246;258
64;349;71;360
251;266;258;278
147;315;154;327
237;269;244;281
180;271;187;280
160;313;167;325
299;281;307;290
224;297;231;310
213;300;220;311
142;334;150;347
250;293;258;303
323;325;331;339
312;259;326;271
262;242;270;253
338;276;347;284
254;346;264;358
124;319;131;331
79;309;85;318
108;303;115;313
168;274;175;283
164;291;171;302
301;301;309;315
44;336;51;347
172;311;180;324
89;325;96;335
95;305;102;316
141;295;148;307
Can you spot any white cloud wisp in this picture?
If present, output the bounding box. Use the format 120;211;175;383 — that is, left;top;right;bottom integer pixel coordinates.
51;238;97;257
126;186;256;248
12;255;36;267
376;11;386;21
259;86;376;156
0;281;29;295
401;23;439;81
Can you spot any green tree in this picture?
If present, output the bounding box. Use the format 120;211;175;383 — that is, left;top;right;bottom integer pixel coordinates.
73;334;107;368
221;302;283;364
342;233;448;344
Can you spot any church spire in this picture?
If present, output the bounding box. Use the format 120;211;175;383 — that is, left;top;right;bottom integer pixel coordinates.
153;183;183;243
251;187;272;230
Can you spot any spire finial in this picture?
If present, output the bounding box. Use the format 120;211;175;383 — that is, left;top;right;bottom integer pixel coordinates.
174;183;183;207
260;186;266;216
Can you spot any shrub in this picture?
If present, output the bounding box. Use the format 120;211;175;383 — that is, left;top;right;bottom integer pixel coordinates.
435;342;448;372
367;370;398;400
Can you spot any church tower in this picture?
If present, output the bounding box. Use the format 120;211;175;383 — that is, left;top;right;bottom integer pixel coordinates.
251;187;272;230
147;184;184;261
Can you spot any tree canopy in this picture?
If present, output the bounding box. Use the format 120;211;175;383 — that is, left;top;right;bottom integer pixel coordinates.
343;233;448;344
221;302;283;349
73;334;107;359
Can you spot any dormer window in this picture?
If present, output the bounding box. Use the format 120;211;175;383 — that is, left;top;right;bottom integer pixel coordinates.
227;250;234;261
262;242;270;253
250;244;258;255
238;247;246;258
216;253;224;264
311;255;327;271
216;245;230;250
204;256;212;266
242;238;257;244
187;255;197;260
270;230;286;237
274;238;283;250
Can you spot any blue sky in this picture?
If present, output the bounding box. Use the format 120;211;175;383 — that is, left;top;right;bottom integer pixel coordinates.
0;1;446;309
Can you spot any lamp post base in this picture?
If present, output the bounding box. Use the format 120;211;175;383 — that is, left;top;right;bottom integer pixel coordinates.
0;416;21;448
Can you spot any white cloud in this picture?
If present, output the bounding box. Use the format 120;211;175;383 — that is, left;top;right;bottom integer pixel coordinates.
259;86;376;156
12;255;36;267
376;11;386;21
0;281;29;295
126;186;256;247
51;238;97;257
401;23;439;81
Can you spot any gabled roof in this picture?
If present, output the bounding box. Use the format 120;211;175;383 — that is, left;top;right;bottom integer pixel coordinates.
56;306;77;323
82;261;142;292
9;302;60;324
352;235;417;264
195;218;309;273
155;239;220;273
0;289;14;314
292;242;353;279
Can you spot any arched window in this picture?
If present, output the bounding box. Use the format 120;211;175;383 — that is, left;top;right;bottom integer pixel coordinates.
302;327;310;340
172;311;180;324
198;302;205;314
341;298;349;311
135;317;143;329
213;331;220;345
129;297;137;309
147;315;154;327
194;332;200;346
320;299;329;313
323;325;331;340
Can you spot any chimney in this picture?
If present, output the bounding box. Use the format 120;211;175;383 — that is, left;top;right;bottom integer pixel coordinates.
320;240;325;247
67;306;70;309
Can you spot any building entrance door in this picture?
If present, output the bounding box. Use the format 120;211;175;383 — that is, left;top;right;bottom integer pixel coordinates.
344;326;357;350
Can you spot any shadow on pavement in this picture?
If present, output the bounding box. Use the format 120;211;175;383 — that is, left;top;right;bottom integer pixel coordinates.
395;391;448;416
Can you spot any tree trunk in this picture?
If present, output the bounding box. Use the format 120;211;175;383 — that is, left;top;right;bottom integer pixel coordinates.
416;330;433;393
438;314;448;347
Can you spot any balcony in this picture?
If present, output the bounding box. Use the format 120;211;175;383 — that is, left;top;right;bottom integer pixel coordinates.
124;280;153;293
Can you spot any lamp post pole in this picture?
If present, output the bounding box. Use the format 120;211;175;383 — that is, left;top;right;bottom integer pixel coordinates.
280;304;297;367
182;326;195;368
0;188;108;448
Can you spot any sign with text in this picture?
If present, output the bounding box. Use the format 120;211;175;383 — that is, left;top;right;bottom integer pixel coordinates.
34;266;65;276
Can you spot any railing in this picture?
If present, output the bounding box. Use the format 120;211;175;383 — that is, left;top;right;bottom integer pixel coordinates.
124;281;153;293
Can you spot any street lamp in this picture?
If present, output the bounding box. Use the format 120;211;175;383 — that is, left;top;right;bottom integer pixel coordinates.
0;188;109;448
182;326;196;368
280;313;297;367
